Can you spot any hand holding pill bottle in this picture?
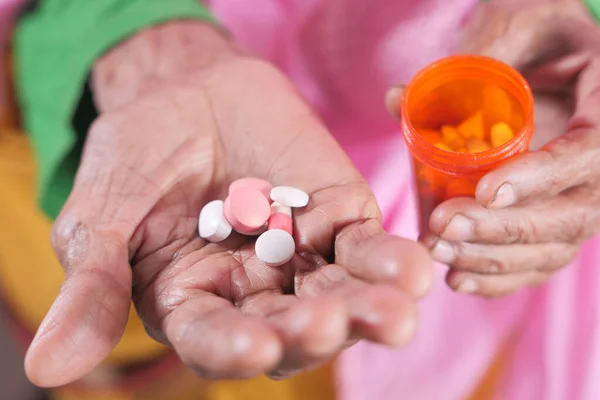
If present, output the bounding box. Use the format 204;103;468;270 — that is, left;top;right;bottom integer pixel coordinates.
383;0;600;299
398;55;534;231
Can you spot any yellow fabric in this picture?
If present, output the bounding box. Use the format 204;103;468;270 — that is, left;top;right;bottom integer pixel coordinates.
51;366;335;400
469;345;507;400
0;126;167;365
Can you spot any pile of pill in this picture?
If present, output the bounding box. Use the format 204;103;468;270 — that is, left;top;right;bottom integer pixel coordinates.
419;110;516;153
198;178;309;267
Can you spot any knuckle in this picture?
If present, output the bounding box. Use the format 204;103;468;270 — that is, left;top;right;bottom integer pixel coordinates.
450;241;517;275
503;214;538;244
51;215;91;267
490;257;512;274
336;218;380;250
568;204;600;243
483;249;517;274
448;241;466;264
534;150;564;195
566;212;589;244
451;242;503;274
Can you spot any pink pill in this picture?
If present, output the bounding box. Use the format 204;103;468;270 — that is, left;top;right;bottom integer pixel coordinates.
225;188;271;234
268;202;293;235
229;178;273;199
223;196;235;223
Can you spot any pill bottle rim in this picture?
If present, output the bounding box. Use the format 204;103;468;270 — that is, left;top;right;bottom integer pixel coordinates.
401;55;534;174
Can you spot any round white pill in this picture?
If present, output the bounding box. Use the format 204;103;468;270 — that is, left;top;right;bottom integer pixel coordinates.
270;186;309;208
198;200;232;242
255;229;296;267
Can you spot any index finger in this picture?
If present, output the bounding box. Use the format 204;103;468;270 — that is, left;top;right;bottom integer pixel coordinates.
475;133;598;208
294;184;434;299
24;114;178;387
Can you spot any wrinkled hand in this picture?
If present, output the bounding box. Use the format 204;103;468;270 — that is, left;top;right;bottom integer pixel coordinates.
24;22;433;387
389;0;600;297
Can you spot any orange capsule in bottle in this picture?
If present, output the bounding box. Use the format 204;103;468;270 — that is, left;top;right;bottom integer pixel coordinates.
457;111;485;140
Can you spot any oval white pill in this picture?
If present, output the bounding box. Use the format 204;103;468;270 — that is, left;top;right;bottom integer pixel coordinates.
255;229;296;267
198;200;232;242
270;186;309;208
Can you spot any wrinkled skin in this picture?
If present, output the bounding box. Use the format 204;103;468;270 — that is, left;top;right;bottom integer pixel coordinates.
25;0;600;387
24;23;433;387
388;0;600;297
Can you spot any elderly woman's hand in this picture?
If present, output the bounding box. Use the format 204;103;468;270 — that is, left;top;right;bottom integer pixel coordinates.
24;21;433;387
424;0;600;297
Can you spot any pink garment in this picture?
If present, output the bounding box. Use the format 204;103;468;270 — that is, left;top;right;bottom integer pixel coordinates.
2;0;599;398
207;1;600;399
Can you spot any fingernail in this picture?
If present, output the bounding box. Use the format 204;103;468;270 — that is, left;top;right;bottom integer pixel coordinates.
456;278;478;293
490;183;516;208
385;85;405;116
443;214;473;240
431;240;455;264
421;235;438;249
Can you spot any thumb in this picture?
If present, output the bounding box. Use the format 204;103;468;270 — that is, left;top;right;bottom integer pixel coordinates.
385;84;405;120
24;216;132;387
23;112;174;387
23;121;147;387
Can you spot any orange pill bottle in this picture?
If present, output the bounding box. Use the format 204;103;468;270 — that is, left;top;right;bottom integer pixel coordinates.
400;55;534;231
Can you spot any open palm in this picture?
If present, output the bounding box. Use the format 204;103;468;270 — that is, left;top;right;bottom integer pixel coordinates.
24;57;433;387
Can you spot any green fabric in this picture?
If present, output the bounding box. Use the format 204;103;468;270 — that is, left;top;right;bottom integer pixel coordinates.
14;0;215;219
585;0;600;21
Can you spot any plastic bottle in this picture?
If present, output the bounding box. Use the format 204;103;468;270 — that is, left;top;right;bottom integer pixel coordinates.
400;55;534;231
